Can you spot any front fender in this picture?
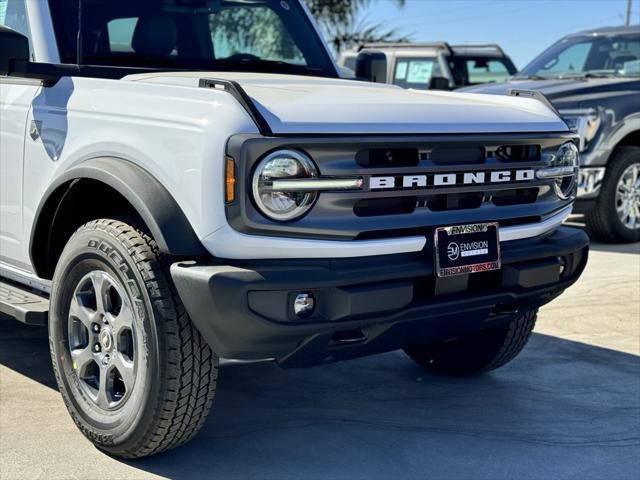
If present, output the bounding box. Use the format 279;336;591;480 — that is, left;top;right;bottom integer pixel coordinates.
30;157;206;274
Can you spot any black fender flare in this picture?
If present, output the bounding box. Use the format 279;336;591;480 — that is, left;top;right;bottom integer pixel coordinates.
30;157;206;276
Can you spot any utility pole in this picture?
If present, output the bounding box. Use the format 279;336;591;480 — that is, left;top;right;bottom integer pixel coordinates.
625;0;633;26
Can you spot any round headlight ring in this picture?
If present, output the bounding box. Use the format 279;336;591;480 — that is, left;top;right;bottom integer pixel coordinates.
554;142;579;200
251;150;319;222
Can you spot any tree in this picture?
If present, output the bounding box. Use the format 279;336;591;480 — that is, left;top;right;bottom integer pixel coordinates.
304;0;410;52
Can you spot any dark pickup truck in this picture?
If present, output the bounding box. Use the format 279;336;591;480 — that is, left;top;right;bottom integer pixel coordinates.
462;26;640;243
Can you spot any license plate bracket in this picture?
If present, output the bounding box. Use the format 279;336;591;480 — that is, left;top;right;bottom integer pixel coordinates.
434;222;501;278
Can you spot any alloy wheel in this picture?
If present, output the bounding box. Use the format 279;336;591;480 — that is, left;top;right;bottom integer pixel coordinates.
67;271;137;410
615;163;640;231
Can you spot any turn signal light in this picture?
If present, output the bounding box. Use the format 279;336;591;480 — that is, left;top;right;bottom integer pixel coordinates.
225;157;236;203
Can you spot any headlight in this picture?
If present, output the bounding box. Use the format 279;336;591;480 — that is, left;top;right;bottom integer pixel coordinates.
251;150;319;221
553;142;580;200
561;109;601;152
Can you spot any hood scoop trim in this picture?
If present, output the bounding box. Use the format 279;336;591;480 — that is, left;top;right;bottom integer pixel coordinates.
200;78;273;136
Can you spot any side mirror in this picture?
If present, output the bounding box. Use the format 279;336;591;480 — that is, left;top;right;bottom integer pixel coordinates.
428;76;451;91
0;26;30;76
355;51;388;83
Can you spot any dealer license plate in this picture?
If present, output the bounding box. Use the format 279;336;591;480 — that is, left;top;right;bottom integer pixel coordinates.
434;223;501;278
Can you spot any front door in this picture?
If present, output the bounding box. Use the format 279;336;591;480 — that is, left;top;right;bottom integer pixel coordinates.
0;0;39;269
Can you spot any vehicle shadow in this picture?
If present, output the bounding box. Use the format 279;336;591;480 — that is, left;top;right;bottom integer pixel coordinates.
2;315;638;479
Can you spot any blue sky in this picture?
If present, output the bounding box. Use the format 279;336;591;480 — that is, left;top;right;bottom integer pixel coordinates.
360;0;639;68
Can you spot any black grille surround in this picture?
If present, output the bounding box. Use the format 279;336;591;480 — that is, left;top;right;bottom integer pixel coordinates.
225;133;578;241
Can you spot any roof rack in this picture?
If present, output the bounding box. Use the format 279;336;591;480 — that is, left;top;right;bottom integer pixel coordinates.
357;42;453;54
450;44;506;56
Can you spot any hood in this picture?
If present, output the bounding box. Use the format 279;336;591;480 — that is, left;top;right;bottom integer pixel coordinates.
460;77;640;104
127;72;568;135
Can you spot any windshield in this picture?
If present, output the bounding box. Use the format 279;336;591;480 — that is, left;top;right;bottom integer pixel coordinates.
449;56;516;86
47;0;337;77
392;57;442;90
517;33;640;79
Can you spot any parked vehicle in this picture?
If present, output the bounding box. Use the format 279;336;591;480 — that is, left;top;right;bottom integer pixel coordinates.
461;26;640;243
0;0;588;458
338;42;517;89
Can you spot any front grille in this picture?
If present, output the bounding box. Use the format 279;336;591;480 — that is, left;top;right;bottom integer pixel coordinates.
226;132;576;241
354;188;540;217
356;148;419;168
491;188;538;206
429;146;485;165
354;197;416;217
494;145;541;162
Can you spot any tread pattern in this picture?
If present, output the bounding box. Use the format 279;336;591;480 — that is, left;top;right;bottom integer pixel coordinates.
404;309;537;376
51;219;218;458
480;309;537;373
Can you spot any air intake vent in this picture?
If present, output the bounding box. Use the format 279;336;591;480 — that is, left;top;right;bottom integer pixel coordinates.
354;197;416;217
356;148;419;168
495;145;540;162
491;188;539;206
420;193;484;211
429;147;485;165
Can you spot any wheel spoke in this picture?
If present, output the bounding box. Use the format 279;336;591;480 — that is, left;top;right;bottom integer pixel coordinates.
96;367;110;409
69;295;95;328
90;272;109;315
113;301;134;335
70;346;94;372
113;354;135;391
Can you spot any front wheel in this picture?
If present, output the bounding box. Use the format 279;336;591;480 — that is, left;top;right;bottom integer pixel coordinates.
404;309;537;376
585;146;640;243
49;219;218;458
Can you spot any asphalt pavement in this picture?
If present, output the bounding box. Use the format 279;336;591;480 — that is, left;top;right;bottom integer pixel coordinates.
1;237;639;480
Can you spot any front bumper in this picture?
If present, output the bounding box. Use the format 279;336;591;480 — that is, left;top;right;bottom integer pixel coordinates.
171;226;589;367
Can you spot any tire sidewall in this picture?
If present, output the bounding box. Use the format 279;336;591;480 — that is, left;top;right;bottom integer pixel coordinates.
599;147;640;242
49;223;164;451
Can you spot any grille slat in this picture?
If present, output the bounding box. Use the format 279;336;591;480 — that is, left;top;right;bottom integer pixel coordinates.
353;188;540;217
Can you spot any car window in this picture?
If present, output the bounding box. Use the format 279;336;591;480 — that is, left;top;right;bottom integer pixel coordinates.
519;34;640;79
0;0;32;55
48;0;336;77
466;59;511;84
106;7;304;64
540;42;591;75
392;57;441;90
342;55;357;71
107;18;139;54
209;6;304;64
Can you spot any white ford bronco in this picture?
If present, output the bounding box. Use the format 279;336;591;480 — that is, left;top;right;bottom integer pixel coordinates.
0;0;588;458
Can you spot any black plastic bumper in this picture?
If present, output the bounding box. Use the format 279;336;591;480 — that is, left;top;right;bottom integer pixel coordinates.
171;227;589;367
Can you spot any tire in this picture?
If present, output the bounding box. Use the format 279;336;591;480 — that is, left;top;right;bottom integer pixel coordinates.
404;309;537;376
49;219;218;458
585;146;640;243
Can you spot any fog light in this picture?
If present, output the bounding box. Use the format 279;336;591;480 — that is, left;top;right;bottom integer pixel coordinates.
558;256;566;276
294;292;315;318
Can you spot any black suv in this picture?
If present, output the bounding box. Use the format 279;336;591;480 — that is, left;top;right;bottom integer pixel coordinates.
462;26;640;243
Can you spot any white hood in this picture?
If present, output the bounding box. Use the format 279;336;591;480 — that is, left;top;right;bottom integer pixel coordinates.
127;72;568;135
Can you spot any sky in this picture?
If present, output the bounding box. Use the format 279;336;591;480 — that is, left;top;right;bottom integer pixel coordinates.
359;0;639;69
